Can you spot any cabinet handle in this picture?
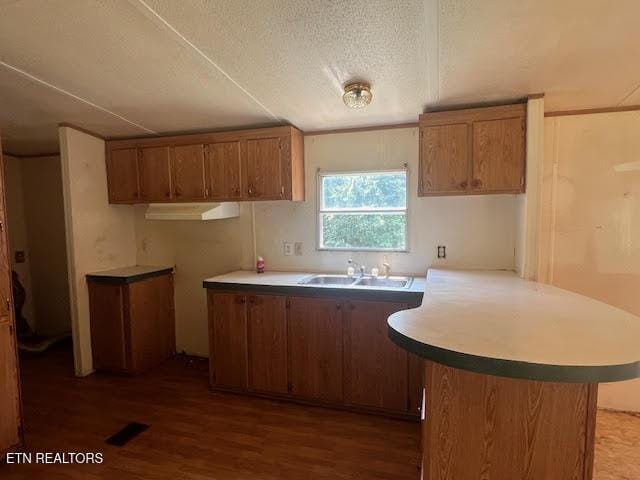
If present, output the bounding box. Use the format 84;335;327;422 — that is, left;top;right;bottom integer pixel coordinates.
336;303;342;310
236;296;246;304
280;186;285;198
205;187;210;198
248;187;254;197
460;180;468;188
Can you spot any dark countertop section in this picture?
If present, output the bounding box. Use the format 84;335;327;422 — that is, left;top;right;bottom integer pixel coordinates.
86;265;174;285
203;270;424;304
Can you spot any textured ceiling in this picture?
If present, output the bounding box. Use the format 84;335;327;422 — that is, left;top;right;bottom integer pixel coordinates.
1;0;639;155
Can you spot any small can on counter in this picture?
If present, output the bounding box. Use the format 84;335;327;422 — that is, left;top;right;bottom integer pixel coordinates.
256;256;265;274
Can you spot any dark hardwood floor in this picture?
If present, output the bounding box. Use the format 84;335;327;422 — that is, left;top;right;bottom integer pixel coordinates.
1;343;421;479
3;342;639;479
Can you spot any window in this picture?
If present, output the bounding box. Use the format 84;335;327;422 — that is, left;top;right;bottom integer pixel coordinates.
318;170;407;251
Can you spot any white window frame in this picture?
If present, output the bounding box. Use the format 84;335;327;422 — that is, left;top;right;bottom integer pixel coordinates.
316;168;409;252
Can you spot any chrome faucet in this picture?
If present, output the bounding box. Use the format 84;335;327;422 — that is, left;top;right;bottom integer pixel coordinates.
382;262;391;278
348;259;366;278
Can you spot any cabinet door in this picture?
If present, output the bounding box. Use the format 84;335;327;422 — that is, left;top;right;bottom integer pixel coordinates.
138;146;171;202
106;148;139;203
172;144;206;201
127;274;175;373
472;117;525;193
247;294;288;394
288;297;343;402
209;292;248;389
419;124;469;195
0;321;21;453
345;301;408;412
244;137;284;200
88;282;127;371
206;141;242;200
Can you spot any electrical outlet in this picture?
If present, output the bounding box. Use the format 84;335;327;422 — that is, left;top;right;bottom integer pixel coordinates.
437;245;446;259
294;242;303;256
283;242;294;256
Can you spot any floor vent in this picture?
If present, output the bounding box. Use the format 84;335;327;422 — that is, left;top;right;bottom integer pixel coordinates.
105;422;149;446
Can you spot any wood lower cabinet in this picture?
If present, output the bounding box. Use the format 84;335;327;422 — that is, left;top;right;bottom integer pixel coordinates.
344;300;409;413
106;126;304;204
288;296;344;402
419;103;526;196
88;272;175;374
207;290;421;418
209;292;248;389
247;294;287;394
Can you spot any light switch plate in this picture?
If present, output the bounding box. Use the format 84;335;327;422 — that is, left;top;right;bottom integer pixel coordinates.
294;242;303;256
283;242;294;256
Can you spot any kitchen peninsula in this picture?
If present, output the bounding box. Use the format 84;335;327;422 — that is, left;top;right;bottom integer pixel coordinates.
388;268;640;480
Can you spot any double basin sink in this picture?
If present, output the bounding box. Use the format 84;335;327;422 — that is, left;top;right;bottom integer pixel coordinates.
300;274;413;289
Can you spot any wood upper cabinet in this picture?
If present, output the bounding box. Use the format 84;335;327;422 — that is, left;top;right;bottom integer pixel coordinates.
206;141;242;201
138;146;171;202
106;148;139;203
344;301;409;413
171;144;206;201
209;292;248;389
419;124;469;194
288;296;343;402
247;294;288;394
419;103;526;196
105;126;304;204
244;137;284;200
472;117;525;192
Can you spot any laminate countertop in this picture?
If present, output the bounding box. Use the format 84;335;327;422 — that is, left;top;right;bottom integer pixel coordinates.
388;268;640;383
86;265;174;284
203;270;425;303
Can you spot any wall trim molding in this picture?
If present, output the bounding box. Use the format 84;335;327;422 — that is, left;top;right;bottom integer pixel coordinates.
304;122;418;136
545;105;640;117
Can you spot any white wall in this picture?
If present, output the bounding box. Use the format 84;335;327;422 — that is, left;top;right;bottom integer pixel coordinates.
21;155;71;336
134;206;245;356
3;155;35;327
60;127;137;376
539;111;640;412
246;128;517;275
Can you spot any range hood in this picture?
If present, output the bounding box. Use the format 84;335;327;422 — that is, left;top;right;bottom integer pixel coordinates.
144;202;240;221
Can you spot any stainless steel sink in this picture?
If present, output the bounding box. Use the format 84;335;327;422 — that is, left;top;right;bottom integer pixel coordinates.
299;274;412;289
354;276;412;288
300;274;357;286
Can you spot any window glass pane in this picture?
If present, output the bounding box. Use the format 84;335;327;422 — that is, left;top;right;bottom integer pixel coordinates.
320;213;406;250
321;172;406;210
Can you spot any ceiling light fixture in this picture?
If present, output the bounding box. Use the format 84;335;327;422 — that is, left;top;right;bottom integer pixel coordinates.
342;82;372;109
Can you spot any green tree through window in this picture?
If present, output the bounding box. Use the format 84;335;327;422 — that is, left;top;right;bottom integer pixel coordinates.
319;171;407;250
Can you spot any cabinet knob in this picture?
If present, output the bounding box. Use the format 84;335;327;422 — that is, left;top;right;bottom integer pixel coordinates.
460;180;468;189
248;187;254;197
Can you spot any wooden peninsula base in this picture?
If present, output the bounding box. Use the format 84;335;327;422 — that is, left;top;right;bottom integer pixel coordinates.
421;360;597;480
387;269;640;480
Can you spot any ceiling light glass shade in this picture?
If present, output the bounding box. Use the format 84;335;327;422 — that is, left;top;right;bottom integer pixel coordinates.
342;83;372;109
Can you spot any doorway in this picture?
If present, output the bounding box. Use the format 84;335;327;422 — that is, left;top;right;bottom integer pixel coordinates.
3;151;72;364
